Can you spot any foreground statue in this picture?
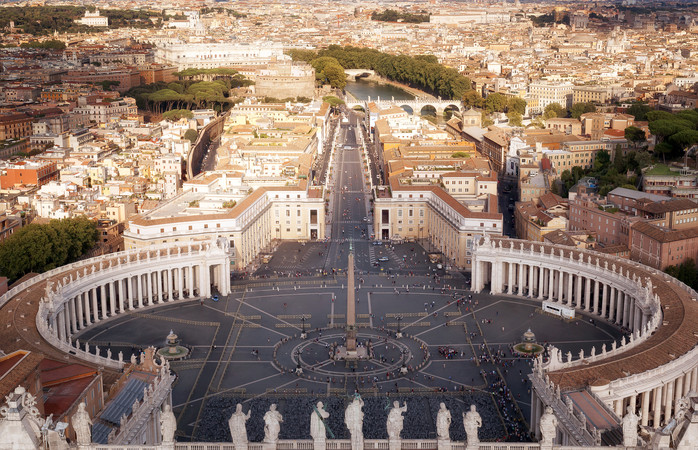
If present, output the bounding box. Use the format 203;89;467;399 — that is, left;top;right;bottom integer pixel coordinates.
229;403;251;450
539;406;558;448
311;401;330;450
622;406;639;448
71;402;92;447
387;401;408;440
436;402;452;441
463;404;481;449
345;395;364;450
160;404;177;445
263;404;283;445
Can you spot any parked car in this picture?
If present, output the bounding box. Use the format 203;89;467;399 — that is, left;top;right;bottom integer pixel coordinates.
378;256;390;262
372;240;383;245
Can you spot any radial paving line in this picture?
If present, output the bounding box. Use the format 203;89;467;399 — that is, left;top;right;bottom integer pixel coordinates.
190;291;245;439
132;312;218;327
215;291;247;391
175;322;220;425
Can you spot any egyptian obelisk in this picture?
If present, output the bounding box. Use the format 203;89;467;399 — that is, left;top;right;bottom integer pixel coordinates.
346;241;357;353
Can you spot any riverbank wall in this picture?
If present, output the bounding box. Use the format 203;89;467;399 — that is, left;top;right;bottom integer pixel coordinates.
362;74;436;100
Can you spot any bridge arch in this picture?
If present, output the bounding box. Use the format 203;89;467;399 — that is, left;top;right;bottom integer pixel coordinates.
419;104;437;117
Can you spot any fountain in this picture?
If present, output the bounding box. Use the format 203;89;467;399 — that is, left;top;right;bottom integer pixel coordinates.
156;329;190;360
512;328;544;356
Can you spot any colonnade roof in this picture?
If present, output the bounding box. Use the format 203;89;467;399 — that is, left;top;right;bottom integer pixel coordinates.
485;238;698;390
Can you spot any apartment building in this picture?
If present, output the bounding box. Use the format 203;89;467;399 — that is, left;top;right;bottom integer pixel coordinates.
0;113;32;141
643;168;698;199
373;177;502;269
0;160;59;189
630;222;698;270
124;175;324;270
568;196;643;247
528;82;574;113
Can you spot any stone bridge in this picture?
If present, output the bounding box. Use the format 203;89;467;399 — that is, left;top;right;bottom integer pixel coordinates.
346;98;463;115
345;69;376;79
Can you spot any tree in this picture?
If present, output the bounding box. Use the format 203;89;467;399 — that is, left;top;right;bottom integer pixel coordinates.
626;102;651;122
163;109;193;121
624;126;646;148
543;102;566;120
507;110;523;127
484;93;506;113
507;97;527;115
184;129;198;143
320;63;347;89
462;90;484;108
570;102;596;119
613;144;625;172
0;217;97;283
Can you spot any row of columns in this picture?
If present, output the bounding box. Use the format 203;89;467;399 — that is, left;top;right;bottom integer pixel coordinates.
614;367;698;429
474;260;650;334
51;263;227;342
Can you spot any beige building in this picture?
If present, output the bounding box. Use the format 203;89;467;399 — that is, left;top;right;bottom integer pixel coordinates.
124;174;324;270
373;177;502;268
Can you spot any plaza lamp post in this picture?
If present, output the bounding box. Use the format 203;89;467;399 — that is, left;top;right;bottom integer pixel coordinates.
295;349;303;375
396;315;403;339
300;315;307;340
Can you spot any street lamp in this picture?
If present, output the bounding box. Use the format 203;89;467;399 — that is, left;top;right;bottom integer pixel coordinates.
300;315;307;339
295;349;303;375
396;315;403;338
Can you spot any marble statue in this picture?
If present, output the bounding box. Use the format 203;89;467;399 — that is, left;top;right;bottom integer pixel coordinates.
311;401;330;441
622;406;639;447
71;402;92;446
263;403;283;444
436;402;451;441
160;404;177;444
345;395;364;450
387;401;407;440
228;404;251;449
463;404;482;446
539;406;557;446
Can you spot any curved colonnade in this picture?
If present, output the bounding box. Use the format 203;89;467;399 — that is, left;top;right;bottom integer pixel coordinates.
472;236;698;446
0;238;232;371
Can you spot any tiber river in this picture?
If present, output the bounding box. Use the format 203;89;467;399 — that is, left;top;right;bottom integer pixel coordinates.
344;78;447;123
344;78;414;102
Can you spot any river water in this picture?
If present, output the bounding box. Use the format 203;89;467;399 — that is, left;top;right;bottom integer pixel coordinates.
345;78;447;123
345;78;414;102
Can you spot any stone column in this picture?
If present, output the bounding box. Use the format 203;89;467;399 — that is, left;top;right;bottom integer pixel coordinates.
653;386;662;427
109;281;116;316
548;269;555;300
640;390;649;427
100;284;107;320
693;367;698;392
146;271;153;306
178;267;184;299
538;266;545;300
614;399;623;417
91;287;99;323
575;274;582;308
155;269;162;303
584;277;591;311
83;291;92;326
518;262;524;296
641;311;648;332
187;266;193;297
665;380;674;422
675;376;683;407
530;389;539;436
601;283;608;317
634;305;642;332
623;294;630;328
558;270;564;302
76;294;84;329
608;287;616;322
566;273;573;305
57;311;66;341
508;263;514;295
528;264;535;297
684;372;692;398
137;274;144;307
69;297;78;334
593;280;599;313
630;394;637;416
